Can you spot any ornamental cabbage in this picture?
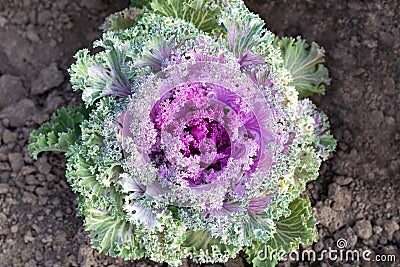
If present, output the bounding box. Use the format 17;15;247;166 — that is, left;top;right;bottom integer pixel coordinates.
29;0;336;266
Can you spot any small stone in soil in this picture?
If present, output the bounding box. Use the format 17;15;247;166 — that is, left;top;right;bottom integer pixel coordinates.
31;63;64;95
34;156;52;174
2;129;18;143
0;99;36;127
8;153;24;173
0;74;26;110
382;220;399;241
353;219;373;240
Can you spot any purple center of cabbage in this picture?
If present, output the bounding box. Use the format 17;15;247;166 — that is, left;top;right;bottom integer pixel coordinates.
147;81;263;186
181;118;231;178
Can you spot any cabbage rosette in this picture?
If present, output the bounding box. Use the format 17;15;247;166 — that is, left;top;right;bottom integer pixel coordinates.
29;1;336;266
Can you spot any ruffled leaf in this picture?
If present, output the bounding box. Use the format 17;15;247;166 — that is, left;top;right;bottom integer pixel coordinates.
242;195;275;244
120;173;146;198
69;49;94;97
312;110;336;160
130;0;151;9
319;133;336;154
297;99;336;160
246;197;318;267
67;150;122;209
225;19;265;67
137;37;172;71
183;230;240;263
151;0;221;33
85;208;143;258
69;49;132;105
125;199;160;229
101;8;143;32
28;105;89;160
65;98;127;221
67;151;102;194
275;36;330;99
87;49;132;99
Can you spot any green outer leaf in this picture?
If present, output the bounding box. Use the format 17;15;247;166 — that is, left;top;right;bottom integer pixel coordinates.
69;49;94;96
246;197;318;267
67;150;122;216
183;0;221;33
275;36;330;99
85;208;143;258
183;230;240;263
319;133;336;153
130;0;152;9
28;105;89;160
151;0;182;18
65;98;125;218
224;16;265;59
101;7;143;32
151;0;221;33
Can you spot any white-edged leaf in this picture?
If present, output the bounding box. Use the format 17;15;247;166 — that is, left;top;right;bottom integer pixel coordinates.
246;197;318;267
275;36;330;99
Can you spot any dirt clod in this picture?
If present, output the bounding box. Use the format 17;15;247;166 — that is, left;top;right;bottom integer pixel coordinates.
353;219;373;240
8;152;24;173
31;63;64;95
0;75;26;110
0;98;36;127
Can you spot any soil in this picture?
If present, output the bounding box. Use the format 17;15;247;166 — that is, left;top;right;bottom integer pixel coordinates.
0;0;399;266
